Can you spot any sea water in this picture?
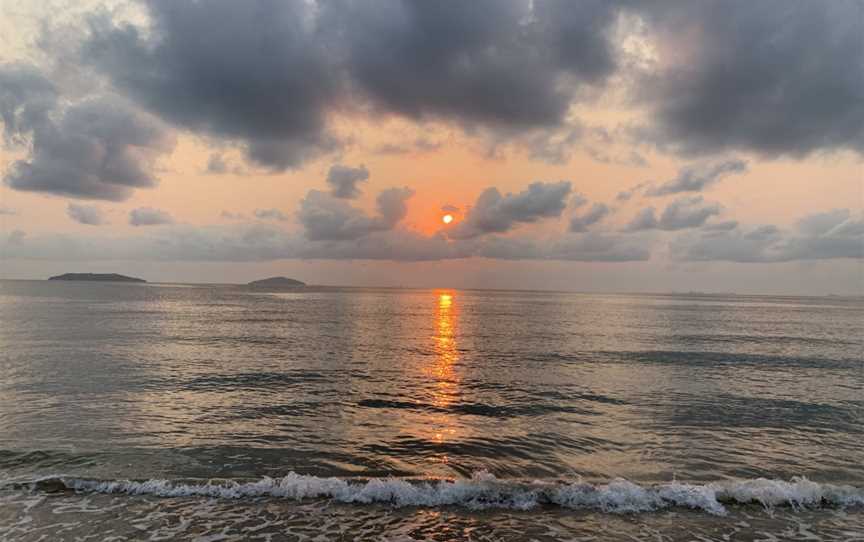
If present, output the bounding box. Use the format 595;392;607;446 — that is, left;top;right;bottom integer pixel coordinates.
1;280;862;540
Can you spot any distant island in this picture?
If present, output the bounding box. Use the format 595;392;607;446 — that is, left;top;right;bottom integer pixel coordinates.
49;273;146;283
247;276;306;288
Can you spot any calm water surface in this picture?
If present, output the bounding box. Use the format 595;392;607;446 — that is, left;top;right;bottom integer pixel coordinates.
0;280;862;540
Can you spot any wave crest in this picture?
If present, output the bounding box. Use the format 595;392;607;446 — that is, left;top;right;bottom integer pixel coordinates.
19;472;864;516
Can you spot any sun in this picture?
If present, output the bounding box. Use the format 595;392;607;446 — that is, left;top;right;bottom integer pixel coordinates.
442;214;454;224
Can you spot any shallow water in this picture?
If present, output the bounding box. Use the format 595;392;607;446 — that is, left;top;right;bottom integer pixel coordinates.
1;280;862;540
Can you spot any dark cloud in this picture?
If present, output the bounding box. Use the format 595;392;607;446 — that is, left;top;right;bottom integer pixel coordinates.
646;159;748;196
298;187;414;241
671;210;864;262
626;196;721;231
67;203;105;225
326;164;370;199
637;0;864;157
129;206;174;226
330;0;622;129
569;203;610;232
254;208;290;222
3;96;174;201
84;0;340;170
450;181;572;239
80;0;625;168
29;0;853;166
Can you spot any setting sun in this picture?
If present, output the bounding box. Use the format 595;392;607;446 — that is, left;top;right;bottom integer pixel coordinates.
442;214;454;224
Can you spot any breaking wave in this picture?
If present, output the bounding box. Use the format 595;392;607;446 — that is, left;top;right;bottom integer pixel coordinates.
13;472;864;516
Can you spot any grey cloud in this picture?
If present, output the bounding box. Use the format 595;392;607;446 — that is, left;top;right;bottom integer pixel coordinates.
129;206;174;226
326;164;370;199
0;63;57;145
450;181;572;239
330;0;623;129
659;196;722;230
84;0;340;170
646;159;748;196
626;196;721;231
569;203;610;232
624;207;658;231
672;210;864;262
81;0;625;168
376;187;415;227
67;203;105;225
441;204;459;213
254;208;290;222
38;0;860;165
298;187;414;241
4;96;174;201
637;1;864;157
0;206;17;215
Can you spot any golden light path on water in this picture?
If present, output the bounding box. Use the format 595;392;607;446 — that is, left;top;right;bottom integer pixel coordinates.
425;291;460;466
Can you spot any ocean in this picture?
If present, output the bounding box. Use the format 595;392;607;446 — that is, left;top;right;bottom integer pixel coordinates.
0;280;862;541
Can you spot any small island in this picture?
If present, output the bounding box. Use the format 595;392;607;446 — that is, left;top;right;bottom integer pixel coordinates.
247;276;306;288
49;273;146;283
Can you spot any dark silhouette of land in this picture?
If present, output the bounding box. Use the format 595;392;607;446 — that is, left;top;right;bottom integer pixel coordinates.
49;273;146;283
247;276;306;288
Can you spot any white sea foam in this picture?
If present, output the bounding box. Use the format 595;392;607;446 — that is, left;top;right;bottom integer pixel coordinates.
25;472;864;516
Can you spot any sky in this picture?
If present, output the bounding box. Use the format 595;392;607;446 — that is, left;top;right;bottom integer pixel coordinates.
0;0;862;294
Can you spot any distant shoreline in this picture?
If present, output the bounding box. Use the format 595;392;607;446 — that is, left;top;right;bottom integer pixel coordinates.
48;273;146;283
